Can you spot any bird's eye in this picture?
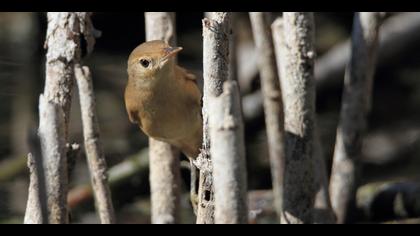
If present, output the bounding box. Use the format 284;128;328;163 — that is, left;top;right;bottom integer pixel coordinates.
139;59;150;68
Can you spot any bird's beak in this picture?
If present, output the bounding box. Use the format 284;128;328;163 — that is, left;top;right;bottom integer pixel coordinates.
161;46;183;62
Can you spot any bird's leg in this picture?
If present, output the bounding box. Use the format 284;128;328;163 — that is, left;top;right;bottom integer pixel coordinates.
190;158;199;215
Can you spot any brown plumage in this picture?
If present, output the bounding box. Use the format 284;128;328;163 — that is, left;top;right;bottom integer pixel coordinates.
125;40;203;158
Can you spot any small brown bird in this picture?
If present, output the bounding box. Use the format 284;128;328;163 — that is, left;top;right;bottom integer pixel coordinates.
125;40;203;159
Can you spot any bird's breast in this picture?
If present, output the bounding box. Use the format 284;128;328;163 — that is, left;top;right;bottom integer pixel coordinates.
133;81;200;142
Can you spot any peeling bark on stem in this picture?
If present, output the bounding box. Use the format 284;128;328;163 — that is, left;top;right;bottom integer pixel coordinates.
273;18;334;222
34;12;95;224
329;12;383;224
210;80;248;224
75;66;116;224
197;12;232;224
44;12;95;135
145;12;182;224
250;12;285;223
278;12;316;224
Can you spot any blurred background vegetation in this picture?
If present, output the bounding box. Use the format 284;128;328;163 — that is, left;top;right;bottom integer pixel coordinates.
1;12;420;224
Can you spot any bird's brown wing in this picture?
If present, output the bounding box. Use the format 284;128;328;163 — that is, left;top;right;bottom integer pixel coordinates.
176;65;197;83
176;66;202;107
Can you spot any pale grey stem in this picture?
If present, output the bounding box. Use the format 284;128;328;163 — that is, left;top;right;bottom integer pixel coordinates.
273;18;335;223
145;12;182;224
24;132;49;224
44;12;95;135
250;12;285;223
24;154;48;224
278;12;316;224
34;12;96;224
197;12;232;224
75;66;116;224
329;12;383;224
37;95;68;224
210;80;248;224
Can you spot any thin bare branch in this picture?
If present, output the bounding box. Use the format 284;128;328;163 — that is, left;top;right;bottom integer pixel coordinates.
75;65;115;224
250;12;285;223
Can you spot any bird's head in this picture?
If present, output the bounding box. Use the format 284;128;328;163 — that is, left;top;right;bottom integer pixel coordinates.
127;40;182;81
